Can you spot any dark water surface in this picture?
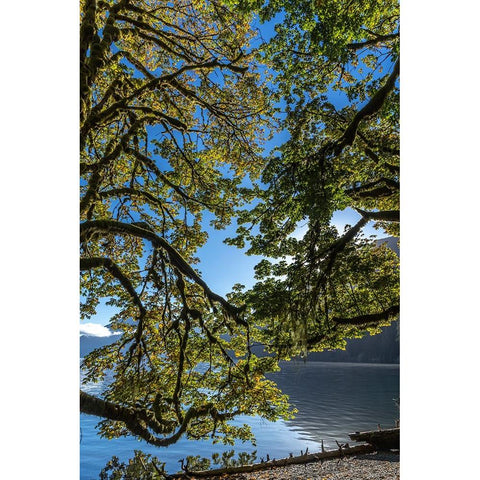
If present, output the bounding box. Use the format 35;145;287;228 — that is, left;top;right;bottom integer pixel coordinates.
80;362;399;479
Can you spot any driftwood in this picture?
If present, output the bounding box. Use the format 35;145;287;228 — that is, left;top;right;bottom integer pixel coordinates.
349;427;399;450
167;443;376;479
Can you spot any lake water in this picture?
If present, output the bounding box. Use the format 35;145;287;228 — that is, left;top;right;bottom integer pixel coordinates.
80;361;399;479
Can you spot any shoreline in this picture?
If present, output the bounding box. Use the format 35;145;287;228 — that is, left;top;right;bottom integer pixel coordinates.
228;451;400;480
168;446;399;480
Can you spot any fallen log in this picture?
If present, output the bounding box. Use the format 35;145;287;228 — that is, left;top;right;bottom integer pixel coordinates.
167;443;376;479
349;427;399;450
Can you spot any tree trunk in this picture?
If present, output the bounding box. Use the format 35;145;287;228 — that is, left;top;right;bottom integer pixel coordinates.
168;444;376;478
349;427;400;450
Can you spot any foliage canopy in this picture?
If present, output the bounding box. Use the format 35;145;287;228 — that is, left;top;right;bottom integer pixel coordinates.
227;0;400;358
80;0;291;449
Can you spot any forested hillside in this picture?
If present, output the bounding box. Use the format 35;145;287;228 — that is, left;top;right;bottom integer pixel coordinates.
308;236;399;363
307;321;399;363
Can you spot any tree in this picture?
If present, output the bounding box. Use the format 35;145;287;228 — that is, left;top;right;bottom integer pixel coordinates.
80;0;400;464
226;0;400;357
80;0;292;448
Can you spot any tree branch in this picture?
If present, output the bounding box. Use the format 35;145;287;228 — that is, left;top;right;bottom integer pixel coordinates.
80;256;145;317
333;305;399;325
355;208;400;223
80;256;147;354
322;216;369;259
347;32;399;51
98;187;168;210
82;57;243;139
345;178;399;199
80;390;215;447
123;148;214;210
80;220;245;324
336;58;399;152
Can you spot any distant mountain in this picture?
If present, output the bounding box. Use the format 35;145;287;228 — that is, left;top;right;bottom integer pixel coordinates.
376;236;399;256
307;321;399;363
80;334;120;357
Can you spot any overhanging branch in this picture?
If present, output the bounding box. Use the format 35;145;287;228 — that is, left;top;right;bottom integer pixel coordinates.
345;178;399;199
333;305;399;325
347;32;399;50
80;256;147;355
336;58;399;152
80;390;214;447
80;257;145;317
80;220;245;324
355;208;400;223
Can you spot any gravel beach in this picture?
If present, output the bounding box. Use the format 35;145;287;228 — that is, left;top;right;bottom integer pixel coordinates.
187;452;399;480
